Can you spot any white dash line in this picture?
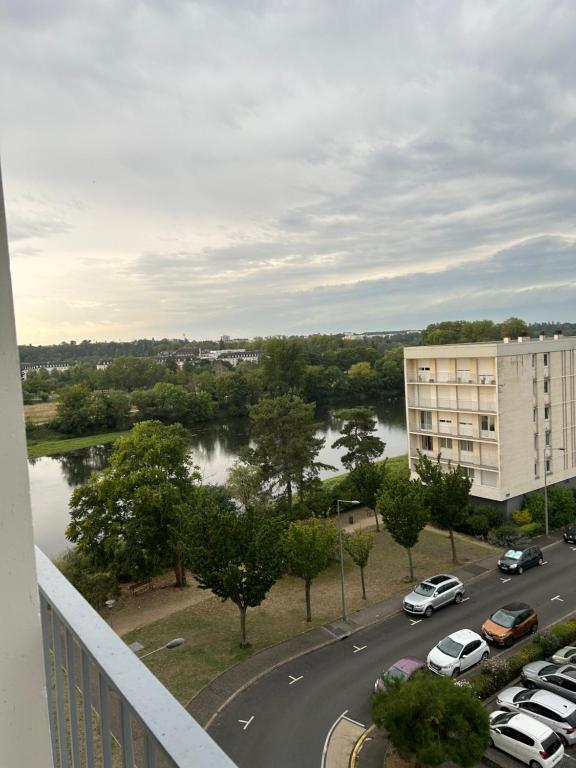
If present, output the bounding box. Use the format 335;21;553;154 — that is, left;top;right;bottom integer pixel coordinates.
343;714;366;728
500;578;511;583
353;645;367;653
461;597;470;602
238;715;254;730
288;675;303;685
551;595;564;602
410;619;422;626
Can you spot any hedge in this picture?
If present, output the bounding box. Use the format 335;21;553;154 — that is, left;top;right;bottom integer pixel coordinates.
467;617;576;699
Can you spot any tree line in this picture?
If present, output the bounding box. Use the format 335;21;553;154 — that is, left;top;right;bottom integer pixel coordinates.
61;403;475;647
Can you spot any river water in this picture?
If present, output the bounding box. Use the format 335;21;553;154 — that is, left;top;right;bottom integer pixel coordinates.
29;399;407;558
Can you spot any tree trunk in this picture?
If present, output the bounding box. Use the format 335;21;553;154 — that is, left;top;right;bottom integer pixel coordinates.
406;547;414;582
239;605;249;647
360;566;366;600
374;508;380;532
287;480;293;513
449;528;458;564
173;560;187;587
305;578;312;622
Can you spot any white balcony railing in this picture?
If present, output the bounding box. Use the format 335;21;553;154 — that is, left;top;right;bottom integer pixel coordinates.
408;374;496;385
408;398;497;414
36;547;235;768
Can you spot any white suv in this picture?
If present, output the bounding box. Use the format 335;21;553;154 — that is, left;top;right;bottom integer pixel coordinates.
489;710;564;766
427;628;489;677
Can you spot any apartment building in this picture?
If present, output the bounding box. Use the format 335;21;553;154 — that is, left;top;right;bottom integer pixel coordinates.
404;334;576;512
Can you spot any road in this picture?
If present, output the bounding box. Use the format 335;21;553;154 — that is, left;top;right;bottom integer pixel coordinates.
209;540;576;768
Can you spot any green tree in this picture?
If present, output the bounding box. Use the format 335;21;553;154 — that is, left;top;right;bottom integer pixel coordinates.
378;477;428;581
216;371;251;416
261;338;308;395
371;672;489;767
226;459;270;510
247;395;329;513
55;548;119;609
498;316;529;339
415;454;472;564
283;519;337;621
103;356;169;391
347;361;376;399
332;407;385;471
343;530;374;599
67;421;200;587
56;383;93;435
374;347;404;394
89;390;131;431
188;505;285;646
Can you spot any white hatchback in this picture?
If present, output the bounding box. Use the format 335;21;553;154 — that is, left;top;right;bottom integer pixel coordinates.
489;710;564;767
427;628;489;677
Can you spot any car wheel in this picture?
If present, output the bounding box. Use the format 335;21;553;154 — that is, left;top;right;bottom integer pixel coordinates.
538;557;544;566
454;592;463;605
559;734;568;747
505;637;514;648
451;667;460;678
488;737;494;748
529;762;543;768
530;623;538;635
524;679;537;689
424;606;433;618
481;651;489;661
517;566;524;575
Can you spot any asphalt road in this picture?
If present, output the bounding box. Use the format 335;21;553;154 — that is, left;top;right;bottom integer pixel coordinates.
209;540;576;768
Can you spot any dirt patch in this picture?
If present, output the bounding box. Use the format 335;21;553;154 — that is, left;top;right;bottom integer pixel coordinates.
385;746;416;768
24;401;58;423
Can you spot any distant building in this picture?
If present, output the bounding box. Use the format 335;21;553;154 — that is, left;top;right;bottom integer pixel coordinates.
404;331;576;513
20;361;71;380
198;349;260;367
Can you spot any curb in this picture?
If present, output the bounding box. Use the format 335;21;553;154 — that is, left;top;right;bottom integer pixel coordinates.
194;536;564;729
349;723;377;768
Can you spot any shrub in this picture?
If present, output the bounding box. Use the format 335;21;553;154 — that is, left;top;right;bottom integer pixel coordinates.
487;523;523;547
518;522;544;538
512;509;532;527
550;619;576;646
55;548;119;609
479;656;512;693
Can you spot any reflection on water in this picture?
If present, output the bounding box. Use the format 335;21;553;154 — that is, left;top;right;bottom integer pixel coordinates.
29;399;407;558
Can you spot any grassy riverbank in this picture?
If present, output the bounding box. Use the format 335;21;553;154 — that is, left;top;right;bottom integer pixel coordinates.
27;430;131;459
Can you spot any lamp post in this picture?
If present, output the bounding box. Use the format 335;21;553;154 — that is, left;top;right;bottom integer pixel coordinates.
336;499;360;622
138;637;185;660
543;447;565;536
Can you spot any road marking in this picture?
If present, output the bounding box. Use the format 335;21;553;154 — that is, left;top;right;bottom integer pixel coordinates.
551;595;564;602
542;560;548;565
343;714;366;728
462;597;470;602
288;675;303;685
322;711;348;768
571;547;576;551
409;619;422;626
238;715;254;731
353;645;367;653
500;578;511;583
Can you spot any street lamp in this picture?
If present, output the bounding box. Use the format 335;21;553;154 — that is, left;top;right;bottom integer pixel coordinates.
543;447;565;536
138;637;186;660
336;499;360;622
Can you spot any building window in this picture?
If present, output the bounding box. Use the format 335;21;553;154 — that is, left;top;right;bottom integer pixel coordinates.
544;406;550;420
420;411;432;431
533;408;537;422
546;458;551;473
545;431;551;446
461;466;475;479
421;435;433;451
534;463;538;478
481;415;495;432
534;433;539;450
544;353;549;366
532;354;536;368
544;379;549;394
440;437;452;449
439;417;452;427
460;440;473;452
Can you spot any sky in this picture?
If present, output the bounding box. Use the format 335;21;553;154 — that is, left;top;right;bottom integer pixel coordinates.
1;0;576;345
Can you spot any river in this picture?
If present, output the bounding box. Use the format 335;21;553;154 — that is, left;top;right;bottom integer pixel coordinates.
29;399;407;558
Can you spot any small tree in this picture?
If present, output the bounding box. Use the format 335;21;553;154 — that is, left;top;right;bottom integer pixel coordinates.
343;530;374;599
377;477;428;581
283;519;337;622
414;453;471;564
372;672;489;767
226;459;269;510
331;407;385;471
188;505;285;647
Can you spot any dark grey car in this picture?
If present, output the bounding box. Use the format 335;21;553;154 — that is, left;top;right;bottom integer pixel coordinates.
521;662;576;703
403;574;465;618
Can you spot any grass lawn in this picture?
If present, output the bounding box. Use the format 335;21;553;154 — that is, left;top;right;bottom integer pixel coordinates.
24;401;59;423
27;430;131;459
123;526;496;704
322;453;408;489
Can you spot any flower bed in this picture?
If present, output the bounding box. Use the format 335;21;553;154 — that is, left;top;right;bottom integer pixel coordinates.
468;617;576;699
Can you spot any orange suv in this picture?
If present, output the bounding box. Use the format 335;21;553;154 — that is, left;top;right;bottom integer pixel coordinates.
481;602;538;647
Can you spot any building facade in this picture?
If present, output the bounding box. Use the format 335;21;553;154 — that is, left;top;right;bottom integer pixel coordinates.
404;334;576;512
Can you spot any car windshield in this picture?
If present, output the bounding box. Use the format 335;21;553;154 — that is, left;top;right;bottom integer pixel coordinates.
503;550;522;560
514;690;534;703
383;665;408;681
437;637;463;658
491;712;514;726
414;582;435;596
490;609;516;628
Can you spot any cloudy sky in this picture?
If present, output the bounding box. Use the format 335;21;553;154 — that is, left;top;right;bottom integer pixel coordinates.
1;0;576;344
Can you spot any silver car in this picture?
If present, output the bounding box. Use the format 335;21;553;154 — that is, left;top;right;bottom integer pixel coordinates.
521;662;576;703
403;574;465;618
496;686;576;746
552;646;576;666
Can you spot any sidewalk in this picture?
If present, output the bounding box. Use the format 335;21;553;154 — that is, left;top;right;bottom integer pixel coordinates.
186;531;563;732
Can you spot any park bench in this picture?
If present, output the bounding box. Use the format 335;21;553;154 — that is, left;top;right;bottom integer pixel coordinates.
129;579;154;597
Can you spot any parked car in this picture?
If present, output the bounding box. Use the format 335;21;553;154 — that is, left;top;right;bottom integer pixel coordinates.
427;628;489;677
563;524;576;544
402;574;465;618
489;710;564;767
521;662;576;703
373;656;426;693
498;546;543;574
552;646;576;666
496;686;576;746
481;602;538;647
